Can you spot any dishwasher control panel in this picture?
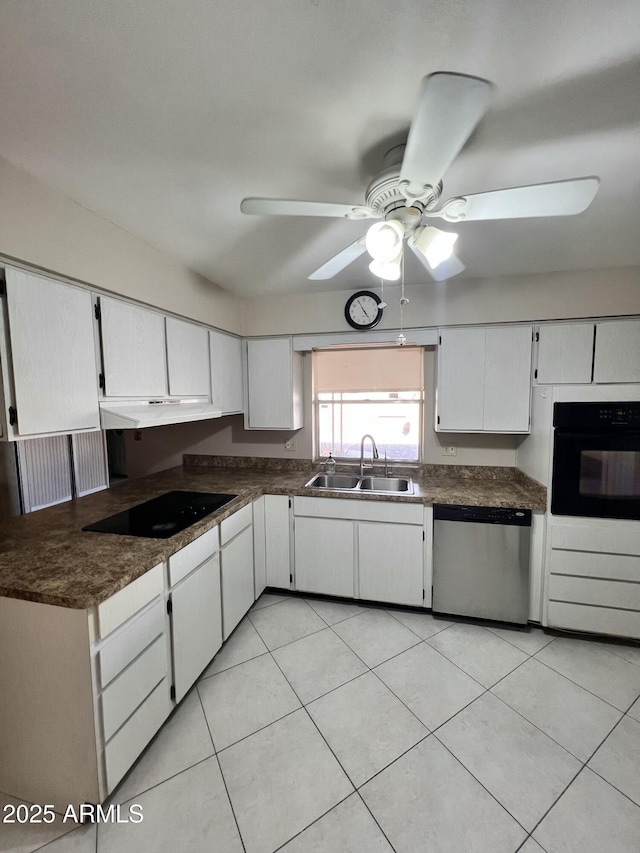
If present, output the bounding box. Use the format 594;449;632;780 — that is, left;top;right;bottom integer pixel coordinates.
433;504;532;526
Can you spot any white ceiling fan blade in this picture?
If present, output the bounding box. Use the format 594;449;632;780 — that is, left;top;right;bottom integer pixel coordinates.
408;240;465;281
399;72;494;199
429;177;600;223
241;197;377;220
308;238;367;280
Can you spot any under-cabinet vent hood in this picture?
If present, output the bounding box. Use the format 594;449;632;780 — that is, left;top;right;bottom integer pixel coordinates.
99;399;222;429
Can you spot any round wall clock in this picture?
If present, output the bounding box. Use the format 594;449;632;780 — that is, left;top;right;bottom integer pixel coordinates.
344;290;383;331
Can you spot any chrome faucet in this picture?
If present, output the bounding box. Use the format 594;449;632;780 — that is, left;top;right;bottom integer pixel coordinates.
359;434;379;478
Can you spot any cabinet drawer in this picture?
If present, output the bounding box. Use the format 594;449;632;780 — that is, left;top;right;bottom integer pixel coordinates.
220;503;253;545
293;496;423;525
97;563;164;639
168;526;220;587
549;549;640;583
105;679;172;793
547;601;640;640
99;597;165;687
550;522;640;557
101;635;167;742
549;574;640;611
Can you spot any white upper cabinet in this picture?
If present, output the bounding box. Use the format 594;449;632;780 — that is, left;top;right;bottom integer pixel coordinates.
166;317;210;397
593;320;640;383
536;323;594;384
437;325;532;433
483;326;533;432
100;297;167;397
209;330;243;414
437;327;485;431
2;267;100;437
245;338;303;430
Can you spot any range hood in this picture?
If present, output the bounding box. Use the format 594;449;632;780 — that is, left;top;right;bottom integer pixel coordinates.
100;399;223;429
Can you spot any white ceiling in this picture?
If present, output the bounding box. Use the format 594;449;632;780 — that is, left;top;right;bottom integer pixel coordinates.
0;0;639;297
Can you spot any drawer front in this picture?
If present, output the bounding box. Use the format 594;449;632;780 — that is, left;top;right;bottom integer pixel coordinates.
550;522;640;556
169;525;220;587
220;503;253;545
98;563;164;639
547;600;640;640
99;598;165;688
549;549;640;583
101;635;167;742
294;496;423;525
549;574;640;612
105;679;172;793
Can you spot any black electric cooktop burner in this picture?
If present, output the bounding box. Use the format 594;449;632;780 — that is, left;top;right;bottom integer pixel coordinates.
82;491;237;539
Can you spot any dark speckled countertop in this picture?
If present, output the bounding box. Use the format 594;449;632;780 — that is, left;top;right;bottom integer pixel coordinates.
0;458;546;610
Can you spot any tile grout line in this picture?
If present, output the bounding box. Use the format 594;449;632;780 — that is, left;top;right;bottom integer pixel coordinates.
194;683;247;853
431;732;533;839
529;651;638;713
266;644;400;853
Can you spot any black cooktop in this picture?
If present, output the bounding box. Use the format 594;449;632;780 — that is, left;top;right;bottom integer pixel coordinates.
82;491;237;539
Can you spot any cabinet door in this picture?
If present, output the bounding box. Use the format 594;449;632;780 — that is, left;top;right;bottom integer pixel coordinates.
100;297;167;397
294;516;354;597
221;525;255;640
265;494;291;588
437;328;485;431
5;267;99;435
171;554;222;703
358;522;424;606
536;323;594;384
246;338;297;429
483;326;532;432
210;331;243;414
166;317;210;397
593;320;640;383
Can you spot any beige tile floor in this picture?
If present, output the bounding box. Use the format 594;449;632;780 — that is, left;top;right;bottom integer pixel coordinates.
4;593;640;853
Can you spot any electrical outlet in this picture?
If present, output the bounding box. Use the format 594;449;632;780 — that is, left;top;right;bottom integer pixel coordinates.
442;444;457;456
284;437;297;451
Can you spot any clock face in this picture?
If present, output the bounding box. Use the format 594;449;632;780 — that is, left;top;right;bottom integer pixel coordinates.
344;291;383;331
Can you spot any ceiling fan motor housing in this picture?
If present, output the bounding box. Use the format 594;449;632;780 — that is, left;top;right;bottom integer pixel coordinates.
365;164;442;231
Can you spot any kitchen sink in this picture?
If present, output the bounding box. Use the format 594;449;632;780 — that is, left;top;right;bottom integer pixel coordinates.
305;473;413;494
358;477;412;493
305;474;361;490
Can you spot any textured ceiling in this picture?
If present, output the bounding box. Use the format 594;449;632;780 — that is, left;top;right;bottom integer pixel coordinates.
0;0;639;296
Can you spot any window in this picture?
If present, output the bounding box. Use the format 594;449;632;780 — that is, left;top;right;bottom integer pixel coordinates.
314;347;424;462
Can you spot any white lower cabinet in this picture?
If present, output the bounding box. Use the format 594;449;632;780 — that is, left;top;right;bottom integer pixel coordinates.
544;517;640;639
294;516;354;597
221;524;255;640
358;522;424;606
170;553;222;703
265;494;291;588
292;497;426;606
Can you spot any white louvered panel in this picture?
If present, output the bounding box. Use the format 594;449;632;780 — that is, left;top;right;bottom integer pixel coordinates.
17;436;72;512
71;432;109;497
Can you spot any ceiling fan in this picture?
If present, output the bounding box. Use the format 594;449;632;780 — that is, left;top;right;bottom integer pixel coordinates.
241;72;599;282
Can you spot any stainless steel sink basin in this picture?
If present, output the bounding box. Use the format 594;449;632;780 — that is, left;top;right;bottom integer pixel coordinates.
305;474;360;490
358;477;412;493
305;473;413;494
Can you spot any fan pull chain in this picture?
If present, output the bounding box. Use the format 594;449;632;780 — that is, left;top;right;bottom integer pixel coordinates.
397;251;408;346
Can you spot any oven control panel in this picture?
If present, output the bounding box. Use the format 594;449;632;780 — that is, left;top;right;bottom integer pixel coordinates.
554;401;640;428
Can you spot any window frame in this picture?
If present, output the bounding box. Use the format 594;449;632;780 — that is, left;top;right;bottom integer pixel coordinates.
312;347;424;464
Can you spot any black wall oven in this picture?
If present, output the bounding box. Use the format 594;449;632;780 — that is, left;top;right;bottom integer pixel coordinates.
551;402;640;521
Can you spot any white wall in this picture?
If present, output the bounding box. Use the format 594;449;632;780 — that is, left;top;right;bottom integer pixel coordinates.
240;266;640;337
0;155;241;333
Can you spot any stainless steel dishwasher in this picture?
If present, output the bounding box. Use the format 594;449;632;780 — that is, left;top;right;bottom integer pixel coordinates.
432;504;531;624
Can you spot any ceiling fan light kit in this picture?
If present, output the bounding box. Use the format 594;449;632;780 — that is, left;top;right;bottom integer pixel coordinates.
365;220;405;261
241;70;600;286
413;226;459;269
369;257;401;281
